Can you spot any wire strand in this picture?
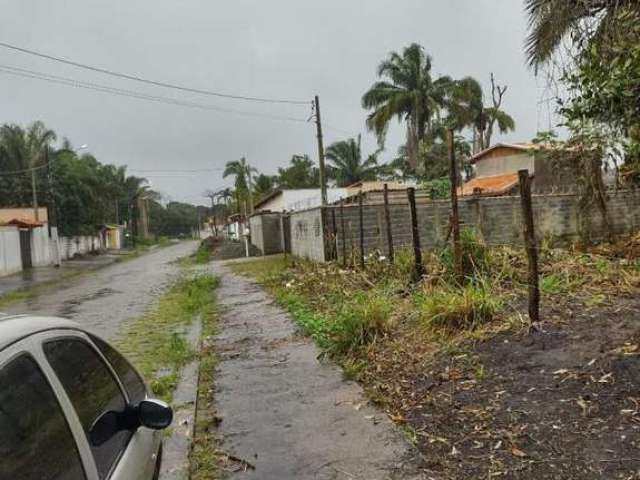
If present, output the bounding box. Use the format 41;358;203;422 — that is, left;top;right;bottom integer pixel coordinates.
0;64;311;124
0;162;49;176
0;41;310;105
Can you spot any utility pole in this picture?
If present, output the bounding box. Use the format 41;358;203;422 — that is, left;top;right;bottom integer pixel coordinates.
244;157;255;214
31;161;39;222
314;95;328;206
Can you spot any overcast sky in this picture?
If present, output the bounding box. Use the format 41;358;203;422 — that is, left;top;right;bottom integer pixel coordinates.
0;0;554;204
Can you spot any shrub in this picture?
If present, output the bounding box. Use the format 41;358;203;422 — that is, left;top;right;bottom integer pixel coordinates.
415;279;502;331
330;292;393;354
440;228;491;278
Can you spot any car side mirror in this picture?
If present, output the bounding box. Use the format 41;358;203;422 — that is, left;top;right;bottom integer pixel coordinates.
138;399;173;430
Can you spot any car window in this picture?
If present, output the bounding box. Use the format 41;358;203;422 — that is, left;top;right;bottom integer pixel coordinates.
44;339;131;480
0;354;86;480
90;334;147;404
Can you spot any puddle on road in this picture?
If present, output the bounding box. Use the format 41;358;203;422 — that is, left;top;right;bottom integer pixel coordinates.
58;287;119;317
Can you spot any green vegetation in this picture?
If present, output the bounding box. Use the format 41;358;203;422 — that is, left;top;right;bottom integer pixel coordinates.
0;121;209;239
415;279;503;332
115;273;219;402
189;278;223;480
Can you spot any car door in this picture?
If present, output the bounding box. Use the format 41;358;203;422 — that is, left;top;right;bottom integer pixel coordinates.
36;330;160;480
0;338;93;480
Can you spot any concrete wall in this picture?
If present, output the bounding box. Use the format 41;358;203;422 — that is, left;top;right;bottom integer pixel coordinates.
289;208;327;262
58;235;101;260
250;213;284;255
292;189;640;261
31;226;52;267
0;226;21;276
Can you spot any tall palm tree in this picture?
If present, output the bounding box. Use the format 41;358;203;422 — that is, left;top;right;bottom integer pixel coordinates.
326;135;380;187
0;121;56;215
525;0;639;70
223;157;257;213
449;76;515;152
362;43;452;171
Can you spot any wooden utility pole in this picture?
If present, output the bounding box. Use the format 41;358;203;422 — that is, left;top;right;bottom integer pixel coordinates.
244;157;255;214
407;187;424;281
383;183;394;263
358;192;365;269
31;164;39;222
447;129;463;282
518;169;540;324
314;95;328;206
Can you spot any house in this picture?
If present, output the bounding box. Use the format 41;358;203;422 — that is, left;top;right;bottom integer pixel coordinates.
99;224;124;250
459;143;576;197
1;208;53;270
345;180;408;197
338;180;415;205
253;188;348;213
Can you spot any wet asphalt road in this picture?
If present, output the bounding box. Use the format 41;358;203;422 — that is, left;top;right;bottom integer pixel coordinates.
3;241;198;339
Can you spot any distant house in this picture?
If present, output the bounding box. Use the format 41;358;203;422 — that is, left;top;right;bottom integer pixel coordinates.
459;143;576;197
254;188;348;213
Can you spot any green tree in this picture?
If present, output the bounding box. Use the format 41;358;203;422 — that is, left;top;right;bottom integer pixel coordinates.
448;75;515;152
253;173;276;199
276;155;319;189
325;135;379;187
524;0;639;70
362;43;451;171
0;121;56;208
223;157;256;213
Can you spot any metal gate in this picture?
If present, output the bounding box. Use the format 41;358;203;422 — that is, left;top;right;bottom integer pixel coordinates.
19;229;32;269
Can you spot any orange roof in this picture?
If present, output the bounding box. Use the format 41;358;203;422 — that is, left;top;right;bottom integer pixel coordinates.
6;217;45;228
458;173;521;197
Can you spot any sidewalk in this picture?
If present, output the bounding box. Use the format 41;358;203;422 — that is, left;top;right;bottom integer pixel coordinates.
0;250;131;297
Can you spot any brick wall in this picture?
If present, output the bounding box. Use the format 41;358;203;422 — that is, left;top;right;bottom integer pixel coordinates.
315;189;640;261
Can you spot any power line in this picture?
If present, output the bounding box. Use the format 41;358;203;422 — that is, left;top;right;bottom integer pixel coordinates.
0;64;311;124
0;41;310;105
0;162;49;176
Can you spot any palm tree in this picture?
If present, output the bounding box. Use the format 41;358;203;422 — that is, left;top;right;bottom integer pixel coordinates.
253;174;276;199
362;43;452;171
0;121;56;216
525;0;639;70
223;157;257;213
449;76;515;152
325;135;380;187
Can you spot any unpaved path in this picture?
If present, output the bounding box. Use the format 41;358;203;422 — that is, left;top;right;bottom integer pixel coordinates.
212;263;424;479
4;241;198;339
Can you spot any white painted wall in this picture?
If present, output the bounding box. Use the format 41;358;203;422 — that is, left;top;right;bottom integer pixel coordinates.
58;235;101;260
31;226;52;267
0;226;22;277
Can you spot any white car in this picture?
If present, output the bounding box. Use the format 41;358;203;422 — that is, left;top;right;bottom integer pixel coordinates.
0;315;173;480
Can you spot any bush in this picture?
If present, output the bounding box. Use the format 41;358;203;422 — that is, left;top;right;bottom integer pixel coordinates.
440;229;491;278
331;292;393;354
415;279;502;331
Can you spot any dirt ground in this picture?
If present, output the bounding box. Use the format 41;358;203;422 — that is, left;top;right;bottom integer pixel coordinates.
364;291;640;479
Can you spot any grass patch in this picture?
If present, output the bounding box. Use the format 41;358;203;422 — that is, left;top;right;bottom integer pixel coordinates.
115;273;219;402
414;279;503;332
189;277;223;479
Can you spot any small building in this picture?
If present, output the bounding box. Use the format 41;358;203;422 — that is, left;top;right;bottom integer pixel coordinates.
99;224;124;250
254;188;348;213
345;180;408;197
460;143;576;197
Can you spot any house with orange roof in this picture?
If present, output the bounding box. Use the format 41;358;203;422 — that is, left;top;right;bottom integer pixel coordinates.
459;143;576;197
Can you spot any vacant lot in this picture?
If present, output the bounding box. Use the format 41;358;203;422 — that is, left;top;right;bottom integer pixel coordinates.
231;234;640;479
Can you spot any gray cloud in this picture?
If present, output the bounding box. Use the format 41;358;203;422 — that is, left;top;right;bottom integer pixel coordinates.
0;0;546;203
